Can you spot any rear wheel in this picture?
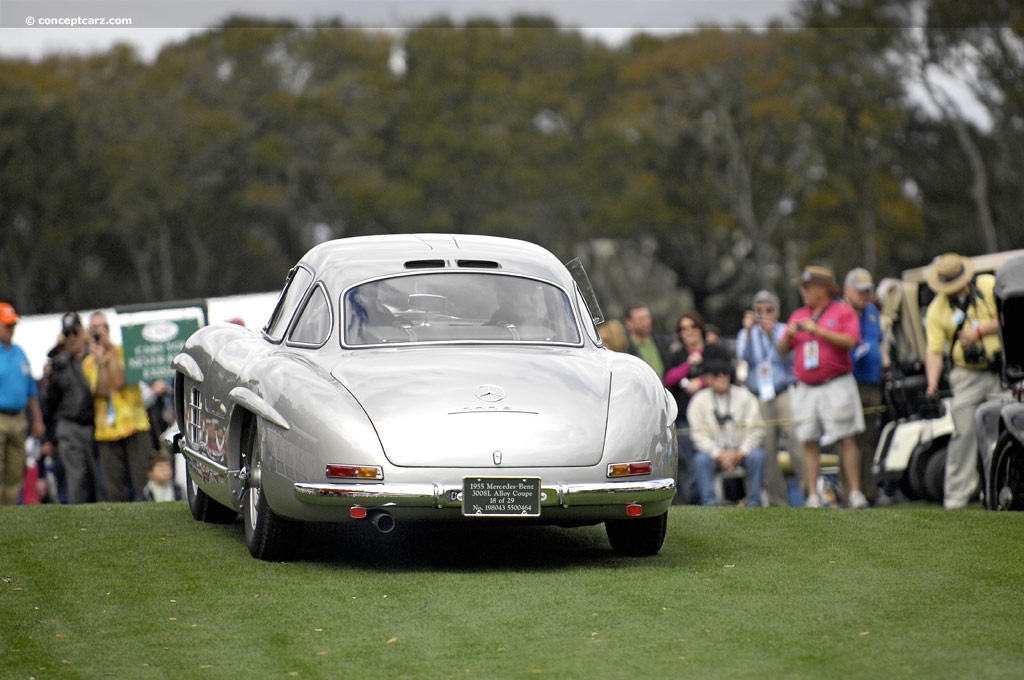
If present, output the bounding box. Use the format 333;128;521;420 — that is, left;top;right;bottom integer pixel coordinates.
186;464;237;524
241;424;295;561
605;512;668;557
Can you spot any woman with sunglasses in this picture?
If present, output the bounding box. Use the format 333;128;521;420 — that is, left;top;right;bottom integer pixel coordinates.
663;311;709;504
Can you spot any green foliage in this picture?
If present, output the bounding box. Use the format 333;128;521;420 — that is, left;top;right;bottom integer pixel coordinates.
0;9;1020;331
2;503;1023;678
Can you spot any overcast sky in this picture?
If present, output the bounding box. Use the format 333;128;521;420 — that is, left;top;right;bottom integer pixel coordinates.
0;0;797;60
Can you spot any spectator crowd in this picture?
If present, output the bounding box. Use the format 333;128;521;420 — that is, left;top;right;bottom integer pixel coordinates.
0;306;180;505
0;251;1006;510
616;254;1005;510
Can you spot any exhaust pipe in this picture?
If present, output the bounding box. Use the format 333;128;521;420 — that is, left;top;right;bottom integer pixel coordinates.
369;510;396;534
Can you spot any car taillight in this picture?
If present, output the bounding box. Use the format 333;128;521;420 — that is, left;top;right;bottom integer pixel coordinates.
606;461;652;478
326;464;383;480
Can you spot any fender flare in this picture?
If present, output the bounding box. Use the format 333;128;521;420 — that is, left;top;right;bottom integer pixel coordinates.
229;386;290;431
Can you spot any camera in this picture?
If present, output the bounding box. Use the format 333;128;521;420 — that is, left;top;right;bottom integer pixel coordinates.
92;332;101;343
963;344;986;366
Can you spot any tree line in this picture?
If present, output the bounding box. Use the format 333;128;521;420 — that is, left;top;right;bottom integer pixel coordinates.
1;0;1021;332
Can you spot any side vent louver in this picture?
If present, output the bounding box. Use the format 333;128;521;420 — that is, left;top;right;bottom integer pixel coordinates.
186;387;203;445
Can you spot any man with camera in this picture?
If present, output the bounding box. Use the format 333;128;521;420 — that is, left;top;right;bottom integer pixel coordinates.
82;311;154;502
45;312;100;503
924;253;1009;510
736;290;802;505
779;266;869;509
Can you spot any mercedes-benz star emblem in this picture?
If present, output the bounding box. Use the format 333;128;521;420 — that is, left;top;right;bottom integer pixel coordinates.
475;384;505;402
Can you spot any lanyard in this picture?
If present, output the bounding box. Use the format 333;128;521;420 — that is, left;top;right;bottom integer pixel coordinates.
755;325;776;362
811;300;833;325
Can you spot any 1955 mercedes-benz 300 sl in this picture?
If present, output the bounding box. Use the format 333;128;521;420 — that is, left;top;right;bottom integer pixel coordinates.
168;234;678;560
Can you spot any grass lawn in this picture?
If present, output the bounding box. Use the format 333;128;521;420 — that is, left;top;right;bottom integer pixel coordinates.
1;502;1022;679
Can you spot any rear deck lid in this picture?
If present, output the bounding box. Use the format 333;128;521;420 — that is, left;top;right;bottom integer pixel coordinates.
331;347;610;467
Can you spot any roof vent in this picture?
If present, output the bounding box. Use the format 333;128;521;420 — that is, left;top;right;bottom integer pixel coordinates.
404;259;447;269
456;260;500;269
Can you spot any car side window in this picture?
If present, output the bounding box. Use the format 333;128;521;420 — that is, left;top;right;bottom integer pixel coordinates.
289;284;332;347
264;266;314;343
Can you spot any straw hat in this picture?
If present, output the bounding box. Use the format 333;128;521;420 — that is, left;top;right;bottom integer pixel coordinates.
795;266;839;294
926;253;975;294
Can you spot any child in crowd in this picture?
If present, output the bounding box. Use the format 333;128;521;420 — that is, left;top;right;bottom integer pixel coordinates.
142;454;182;502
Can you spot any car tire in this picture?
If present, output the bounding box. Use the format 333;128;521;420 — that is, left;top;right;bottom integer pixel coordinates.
990;432;1024;511
605;512;668;557
242;426;294;561
186;464;237;524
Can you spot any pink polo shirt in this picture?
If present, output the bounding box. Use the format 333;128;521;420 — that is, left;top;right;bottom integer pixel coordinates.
785;300;860;385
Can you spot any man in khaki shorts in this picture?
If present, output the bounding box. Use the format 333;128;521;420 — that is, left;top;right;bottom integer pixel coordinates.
779;267;869;509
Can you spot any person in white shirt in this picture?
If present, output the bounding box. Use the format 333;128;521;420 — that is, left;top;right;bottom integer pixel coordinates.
687;343;767;506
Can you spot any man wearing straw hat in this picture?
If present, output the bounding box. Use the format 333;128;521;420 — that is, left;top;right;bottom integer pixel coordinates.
924;253;1009;510
779;266;869;509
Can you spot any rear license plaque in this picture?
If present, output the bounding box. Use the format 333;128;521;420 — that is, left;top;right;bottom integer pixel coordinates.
462;477;541;517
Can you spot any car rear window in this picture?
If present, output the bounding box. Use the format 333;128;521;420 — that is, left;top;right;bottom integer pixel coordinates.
343;272;581;346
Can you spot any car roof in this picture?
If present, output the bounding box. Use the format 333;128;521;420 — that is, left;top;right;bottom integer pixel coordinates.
298;234;574;289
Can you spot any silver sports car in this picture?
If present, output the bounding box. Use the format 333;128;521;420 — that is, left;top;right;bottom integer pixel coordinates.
169;234;678;560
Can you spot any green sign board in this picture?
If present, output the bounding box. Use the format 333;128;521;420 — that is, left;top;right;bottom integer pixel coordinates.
121;317;201;383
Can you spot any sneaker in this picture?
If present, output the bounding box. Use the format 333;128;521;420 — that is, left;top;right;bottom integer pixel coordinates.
804;494;822;508
848;490;869;509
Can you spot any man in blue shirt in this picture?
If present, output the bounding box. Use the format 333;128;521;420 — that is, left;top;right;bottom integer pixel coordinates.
843;268;889;503
736;290;804;505
0;303;46;504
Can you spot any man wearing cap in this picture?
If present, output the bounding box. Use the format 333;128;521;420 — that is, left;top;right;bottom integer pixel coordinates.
736;290;803;505
924;253;1009;510
843;268;890;503
44;312;100;504
687;343;767;506
779;266;869;509
0;303;46;504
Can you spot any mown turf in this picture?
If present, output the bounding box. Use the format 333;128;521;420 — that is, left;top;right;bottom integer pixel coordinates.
1;502;1022;679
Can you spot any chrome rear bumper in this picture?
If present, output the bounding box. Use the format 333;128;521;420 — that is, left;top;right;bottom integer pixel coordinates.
293;478;676;509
